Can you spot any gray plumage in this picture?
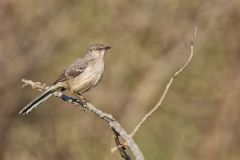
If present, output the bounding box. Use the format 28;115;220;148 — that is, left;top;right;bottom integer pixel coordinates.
19;44;111;115
53;55;88;84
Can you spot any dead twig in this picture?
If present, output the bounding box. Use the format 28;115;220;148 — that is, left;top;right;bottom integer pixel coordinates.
111;27;197;153
112;129;131;160
21;79;144;160
130;27;197;137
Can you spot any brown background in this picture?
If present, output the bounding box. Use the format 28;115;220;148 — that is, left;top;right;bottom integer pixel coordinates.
0;0;240;159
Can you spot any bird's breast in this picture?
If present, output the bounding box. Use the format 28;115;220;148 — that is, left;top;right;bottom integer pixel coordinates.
67;60;104;93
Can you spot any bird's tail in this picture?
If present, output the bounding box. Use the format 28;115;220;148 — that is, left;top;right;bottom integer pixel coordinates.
19;85;60;115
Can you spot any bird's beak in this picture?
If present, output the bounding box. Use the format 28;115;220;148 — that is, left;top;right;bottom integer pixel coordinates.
104;46;111;50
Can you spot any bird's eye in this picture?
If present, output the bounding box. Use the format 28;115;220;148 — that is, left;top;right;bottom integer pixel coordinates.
95;48;100;51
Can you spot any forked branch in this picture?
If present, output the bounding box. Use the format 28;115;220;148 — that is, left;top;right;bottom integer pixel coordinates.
21;79;144;160
111;27;197;153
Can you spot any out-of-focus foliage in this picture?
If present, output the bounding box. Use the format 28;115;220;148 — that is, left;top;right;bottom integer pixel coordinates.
0;0;240;159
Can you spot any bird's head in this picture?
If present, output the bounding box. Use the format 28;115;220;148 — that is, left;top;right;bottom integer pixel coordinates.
87;44;111;59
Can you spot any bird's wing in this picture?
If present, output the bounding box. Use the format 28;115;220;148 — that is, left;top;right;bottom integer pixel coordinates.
53;58;88;84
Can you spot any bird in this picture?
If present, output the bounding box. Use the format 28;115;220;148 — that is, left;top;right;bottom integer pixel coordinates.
19;44;111;115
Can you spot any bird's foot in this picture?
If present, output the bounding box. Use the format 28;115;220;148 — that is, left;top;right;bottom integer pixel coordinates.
79;101;87;112
74;93;88;111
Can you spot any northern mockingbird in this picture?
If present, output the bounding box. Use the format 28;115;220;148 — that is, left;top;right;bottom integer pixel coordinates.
19;44;111;115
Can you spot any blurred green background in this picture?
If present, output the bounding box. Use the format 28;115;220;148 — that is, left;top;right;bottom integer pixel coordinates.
0;0;240;159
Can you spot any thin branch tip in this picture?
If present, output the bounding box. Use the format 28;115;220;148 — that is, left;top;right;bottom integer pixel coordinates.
129;28;197;137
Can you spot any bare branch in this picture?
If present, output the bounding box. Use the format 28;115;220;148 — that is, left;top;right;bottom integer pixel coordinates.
21;79;144;160
130;27;197;137
111;27;197;154
112;129;131;160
